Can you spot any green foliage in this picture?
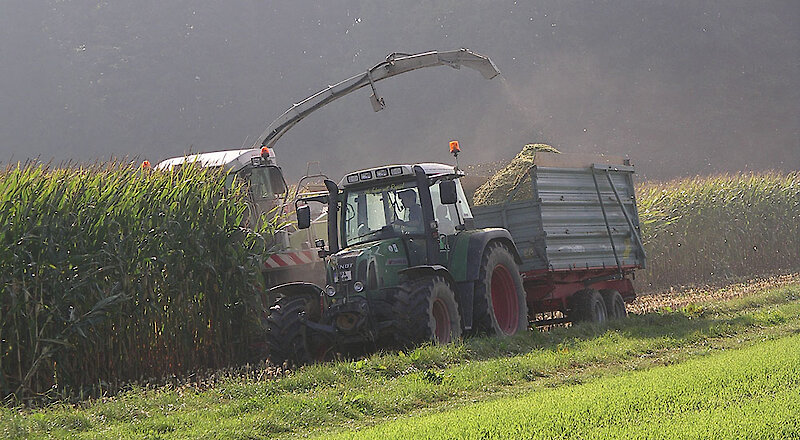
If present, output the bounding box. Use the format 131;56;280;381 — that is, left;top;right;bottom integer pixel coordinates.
637;171;800;290
337;334;800;440
0;161;271;404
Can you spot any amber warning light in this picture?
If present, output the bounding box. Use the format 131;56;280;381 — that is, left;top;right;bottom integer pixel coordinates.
261;147;270;157
449;140;460;156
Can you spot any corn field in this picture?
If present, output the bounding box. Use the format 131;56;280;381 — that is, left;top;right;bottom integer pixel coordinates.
636;171;800;290
1;158;798;405
0;161;271;404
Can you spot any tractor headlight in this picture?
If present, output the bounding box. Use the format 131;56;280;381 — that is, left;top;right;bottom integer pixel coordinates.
353;281;364;293
325;285;336;297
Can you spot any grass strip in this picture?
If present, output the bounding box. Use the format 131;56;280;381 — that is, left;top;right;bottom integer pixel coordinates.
1;283;799;439
330;333;800;440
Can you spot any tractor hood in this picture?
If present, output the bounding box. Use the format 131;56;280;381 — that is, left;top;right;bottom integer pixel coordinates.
325;238;409;299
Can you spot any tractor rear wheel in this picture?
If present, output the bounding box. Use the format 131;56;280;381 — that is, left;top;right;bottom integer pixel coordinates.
265;294;330;366
392;276;462;347
569;289;608;324
473;242;528;336
600;289;627;320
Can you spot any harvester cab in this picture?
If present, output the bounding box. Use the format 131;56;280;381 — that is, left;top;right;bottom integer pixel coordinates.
155;146;288;231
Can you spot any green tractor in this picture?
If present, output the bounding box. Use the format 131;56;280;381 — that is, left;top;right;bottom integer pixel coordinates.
265;155;529;365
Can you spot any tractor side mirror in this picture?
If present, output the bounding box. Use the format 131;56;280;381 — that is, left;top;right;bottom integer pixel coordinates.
439;180;458;205
297;205;311;229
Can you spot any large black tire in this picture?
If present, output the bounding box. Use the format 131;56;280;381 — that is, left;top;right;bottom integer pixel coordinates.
600;289;627;320
569;289;608;324
473;242;529;336
265;294;330;366
392;276;462;347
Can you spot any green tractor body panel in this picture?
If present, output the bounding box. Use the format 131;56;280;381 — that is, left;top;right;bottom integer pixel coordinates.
300;164;501;348
322;237;413;308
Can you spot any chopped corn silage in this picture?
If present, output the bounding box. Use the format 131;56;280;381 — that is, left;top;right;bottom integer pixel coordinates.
472;144;560;206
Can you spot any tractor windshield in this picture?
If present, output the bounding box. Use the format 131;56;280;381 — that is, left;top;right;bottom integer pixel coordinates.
342;180;423;247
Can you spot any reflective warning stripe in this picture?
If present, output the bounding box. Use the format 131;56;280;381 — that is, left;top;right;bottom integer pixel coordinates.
264;250;319;269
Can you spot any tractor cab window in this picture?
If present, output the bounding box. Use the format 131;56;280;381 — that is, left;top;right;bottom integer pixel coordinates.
430;178;472;235
343;180;423;247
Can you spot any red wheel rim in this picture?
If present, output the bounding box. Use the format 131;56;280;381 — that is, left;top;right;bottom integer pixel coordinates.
491;264;519;334
432;298;451;343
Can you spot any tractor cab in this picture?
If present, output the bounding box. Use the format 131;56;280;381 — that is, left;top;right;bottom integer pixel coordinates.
298;163;474;280
290;162;477;353
335;163;474;263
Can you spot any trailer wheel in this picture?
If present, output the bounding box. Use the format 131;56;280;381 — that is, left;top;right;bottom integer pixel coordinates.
600;289;627;320
265;294;330;366
569;289;608;324
392;276;462;346
473;242;528;336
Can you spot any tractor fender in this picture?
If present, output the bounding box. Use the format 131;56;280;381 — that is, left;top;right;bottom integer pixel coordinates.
267;282;324;299
465;229;522;282
398;265;456;286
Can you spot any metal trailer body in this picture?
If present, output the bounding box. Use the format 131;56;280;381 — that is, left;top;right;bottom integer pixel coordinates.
471;153;645;323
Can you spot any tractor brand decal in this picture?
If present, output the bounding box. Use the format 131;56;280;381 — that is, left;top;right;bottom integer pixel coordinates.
386;258;408;266
365;183;404;194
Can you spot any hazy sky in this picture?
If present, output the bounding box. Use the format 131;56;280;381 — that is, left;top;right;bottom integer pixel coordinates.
1;1;798;181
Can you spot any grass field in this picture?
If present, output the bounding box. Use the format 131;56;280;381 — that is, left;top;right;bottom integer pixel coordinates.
2;277;798;439
330;334;800;440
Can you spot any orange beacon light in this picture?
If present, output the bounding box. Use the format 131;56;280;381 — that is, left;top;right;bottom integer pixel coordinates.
449;140;460;157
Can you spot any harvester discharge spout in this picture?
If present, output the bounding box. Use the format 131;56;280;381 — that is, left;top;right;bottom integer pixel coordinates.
254;48;500;150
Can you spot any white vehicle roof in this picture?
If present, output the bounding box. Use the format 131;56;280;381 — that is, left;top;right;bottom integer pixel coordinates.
340;163;461;188
155;148;277;173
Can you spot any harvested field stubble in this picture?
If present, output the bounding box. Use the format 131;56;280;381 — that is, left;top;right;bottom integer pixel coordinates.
628;273;800;315
0;161;271;404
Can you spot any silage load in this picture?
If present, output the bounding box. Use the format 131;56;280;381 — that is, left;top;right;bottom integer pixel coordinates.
472;144;560;206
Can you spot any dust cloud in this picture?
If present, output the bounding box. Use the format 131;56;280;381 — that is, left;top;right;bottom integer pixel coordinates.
1;1;797;182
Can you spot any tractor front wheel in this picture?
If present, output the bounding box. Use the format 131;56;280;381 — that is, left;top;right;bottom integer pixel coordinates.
392;276;462;347
265;294;330;366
